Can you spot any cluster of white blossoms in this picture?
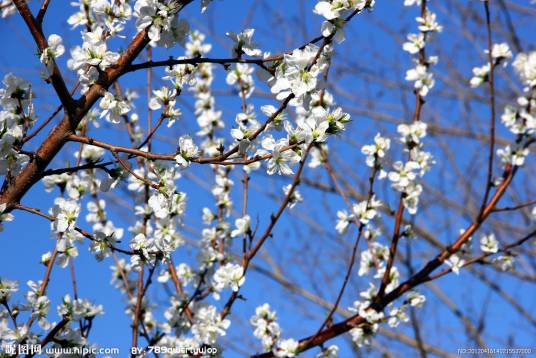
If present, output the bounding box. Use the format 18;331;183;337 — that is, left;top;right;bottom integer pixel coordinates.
24;280;52;330
212;262;245;295
361;133;390;177
160;296;231;348
57;294;104;320
68;26;121;94
42;141;124;265
314;0;376;43
198;176;233;267
335;133;388;234
493;254;515;271
336;195;383;235
331;124;423;350
128;167;187;267
231;103;262;154
330;2;439;349
440;228;471;275
257;95;350;178
250;304;281;352
0;74;33;176
333;129;427;349
49;197;81;235
231;215;250;238
69;0;132;35
98;91;131;124
513;51;536;87
470;231;515;271
358;242;389;277
270;44;330;100
190;304;230;345
85;199;124;261
0;0;363;353
134;0;189;47
389;121;434;215
158;261;193;286
495;50;536;168
0;277;105;349
3;0;531;354
250;304;301;357
196;167;234;269
227;63;255;99
403;2;442;97
185;31;225;149
348;284;425;347
150;86;182;126
382;3;439;216
74;145;105;163
470;43;512;88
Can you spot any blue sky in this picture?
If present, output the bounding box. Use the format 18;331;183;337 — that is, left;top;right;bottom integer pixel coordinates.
1;0;535;357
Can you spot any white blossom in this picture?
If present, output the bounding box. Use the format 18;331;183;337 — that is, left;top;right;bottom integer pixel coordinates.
406;64;434;96
445;254;465;275
316;345;339;358
231;215;251;238
388;161;419;190
489;43;512;64
497;145;529;167
404;0;421;6
405;290;426;307
191;304;230;345
68;27;120;72
283;184;303;209
349;323;377;347
480;233;499;254
40;34;65;72
213;262;245;293
226;28;262;57
0;278;18;302
50;198;81;234
416;11;442;33
403;33;425;54
352;196;382;225
470;64;490;88
388;306;409;327
274;338;299;358
398;121;427;146
335;210;352;234
493;255;515;271
175;135;199;169
74;145;104;163
263;138;300;176
298;114;329;143
99;91;130;123
513;50;536;87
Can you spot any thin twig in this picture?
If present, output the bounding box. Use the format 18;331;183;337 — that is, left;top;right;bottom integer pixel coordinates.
478;0;497;219
36;0;51;25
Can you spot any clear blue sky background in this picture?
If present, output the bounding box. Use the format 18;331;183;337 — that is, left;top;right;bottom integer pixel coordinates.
1;0;535;357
